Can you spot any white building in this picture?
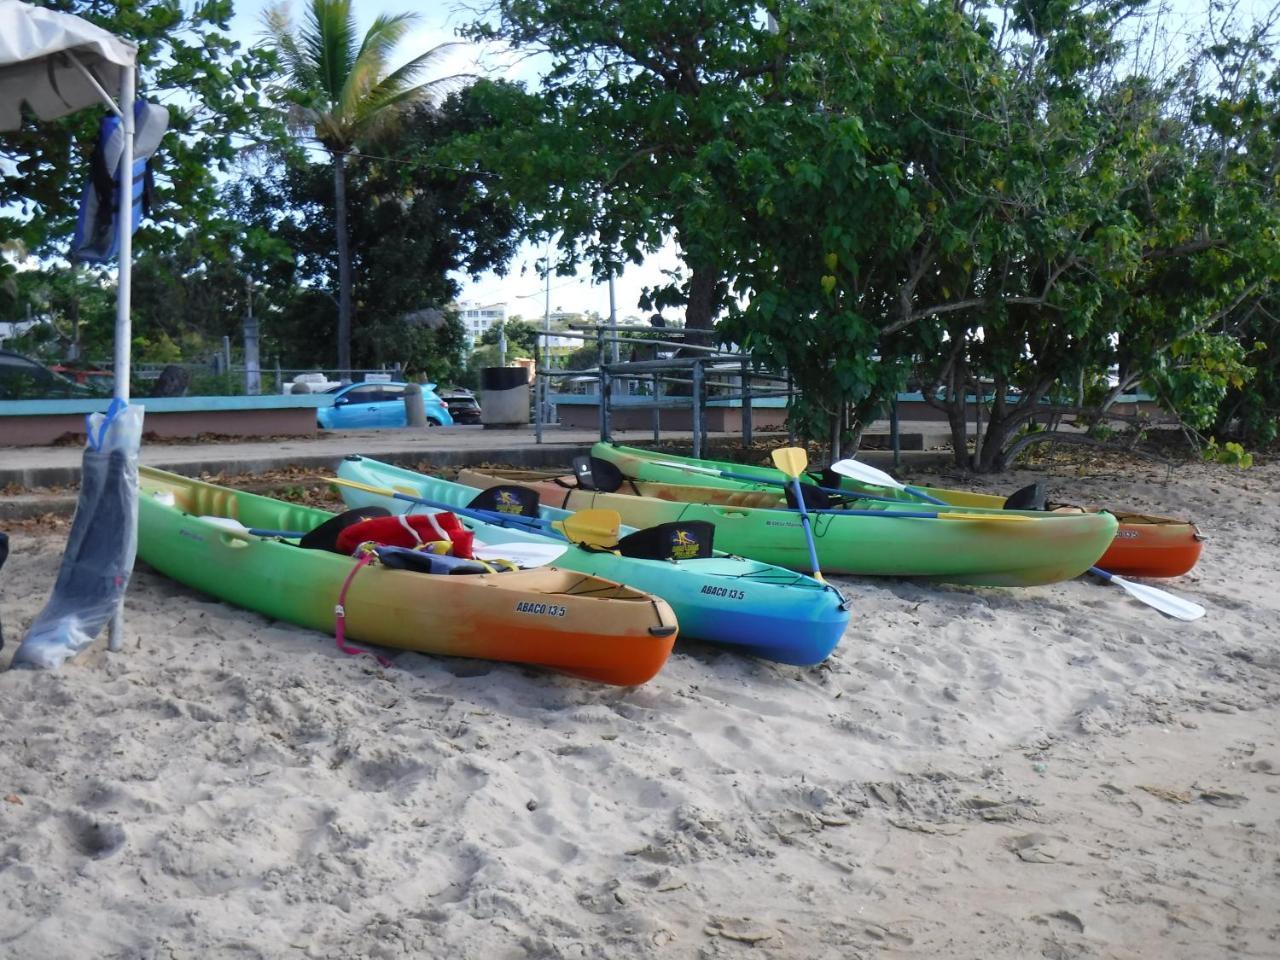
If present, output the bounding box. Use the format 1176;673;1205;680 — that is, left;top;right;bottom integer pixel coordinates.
456;301;508;343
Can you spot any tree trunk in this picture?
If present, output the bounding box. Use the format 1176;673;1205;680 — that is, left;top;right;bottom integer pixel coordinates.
685;264;718;331
333;151;353;383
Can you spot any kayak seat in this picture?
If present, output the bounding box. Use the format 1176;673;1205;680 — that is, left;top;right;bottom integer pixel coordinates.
615;521;716;560
784;483;833;510
467;484;541;518
571;455;630;493
1004;481;1047;511
300;506;392;552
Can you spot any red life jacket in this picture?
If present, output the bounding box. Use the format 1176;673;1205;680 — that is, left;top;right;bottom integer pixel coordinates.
335;512;474;558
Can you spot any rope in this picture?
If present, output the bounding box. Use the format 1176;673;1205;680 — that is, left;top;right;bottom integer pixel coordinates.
333;548;392;668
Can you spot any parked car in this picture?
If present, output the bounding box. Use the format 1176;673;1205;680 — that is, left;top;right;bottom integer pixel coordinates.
440;389;482;424
316;380;454;429
0;350;96;400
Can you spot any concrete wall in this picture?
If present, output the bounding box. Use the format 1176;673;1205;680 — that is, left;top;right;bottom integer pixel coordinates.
1;395;328;446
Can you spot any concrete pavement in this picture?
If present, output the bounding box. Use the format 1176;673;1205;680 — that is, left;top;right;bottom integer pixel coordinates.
0;422;957;521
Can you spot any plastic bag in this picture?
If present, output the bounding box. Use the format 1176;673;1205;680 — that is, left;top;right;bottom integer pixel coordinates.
14;401;143;668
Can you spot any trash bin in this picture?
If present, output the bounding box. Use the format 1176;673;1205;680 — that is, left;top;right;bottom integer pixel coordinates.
480;366;531;428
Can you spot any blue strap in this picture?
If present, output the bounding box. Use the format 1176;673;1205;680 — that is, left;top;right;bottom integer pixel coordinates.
86;397;128;451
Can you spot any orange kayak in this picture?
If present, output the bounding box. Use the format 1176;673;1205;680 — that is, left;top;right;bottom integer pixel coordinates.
584;444;1206;579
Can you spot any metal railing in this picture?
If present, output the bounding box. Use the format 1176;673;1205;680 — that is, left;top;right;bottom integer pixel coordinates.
531;326;795;458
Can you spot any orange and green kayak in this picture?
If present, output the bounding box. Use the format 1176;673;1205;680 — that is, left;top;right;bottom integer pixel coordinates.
137;467;678;685
457;468;1118;588
590;442;1204;579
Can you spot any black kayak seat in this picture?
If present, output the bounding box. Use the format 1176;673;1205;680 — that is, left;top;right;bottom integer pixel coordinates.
467;484;541;518
615;520;715;560
571;455;627;493
1004;481;1047;511
300;506;392;552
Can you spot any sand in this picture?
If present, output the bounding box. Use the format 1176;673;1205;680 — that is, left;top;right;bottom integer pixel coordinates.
1;457;1278;959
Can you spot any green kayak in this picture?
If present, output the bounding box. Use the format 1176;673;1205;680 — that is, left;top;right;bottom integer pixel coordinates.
458;465;1119;588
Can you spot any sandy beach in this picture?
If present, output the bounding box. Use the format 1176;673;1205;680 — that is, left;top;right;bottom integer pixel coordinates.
2;455;1278;959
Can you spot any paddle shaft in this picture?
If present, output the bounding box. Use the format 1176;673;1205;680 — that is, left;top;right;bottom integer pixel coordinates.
331;478;566;540
653;460;908;505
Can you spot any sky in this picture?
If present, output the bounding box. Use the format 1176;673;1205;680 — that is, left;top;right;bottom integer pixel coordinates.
229;0;1277;321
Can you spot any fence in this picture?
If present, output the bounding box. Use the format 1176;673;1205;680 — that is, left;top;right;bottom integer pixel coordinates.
532;326;798;459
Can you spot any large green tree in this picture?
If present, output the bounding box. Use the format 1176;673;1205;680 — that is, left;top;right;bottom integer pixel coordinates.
220;93;520;374
459;0;1279;467
460;1;779;330
264;0;460;379
0;0;278;256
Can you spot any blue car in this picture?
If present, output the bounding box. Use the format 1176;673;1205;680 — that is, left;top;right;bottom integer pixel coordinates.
317;381;454;429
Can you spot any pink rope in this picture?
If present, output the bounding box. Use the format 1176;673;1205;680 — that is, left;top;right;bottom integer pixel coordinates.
333;551;392;668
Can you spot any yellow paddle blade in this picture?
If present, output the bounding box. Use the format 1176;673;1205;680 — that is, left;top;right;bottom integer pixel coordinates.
555;508;622;547
771;446;809;479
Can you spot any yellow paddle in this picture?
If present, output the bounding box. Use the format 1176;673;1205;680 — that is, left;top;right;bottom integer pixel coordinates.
552;510;623;548
771;447;826;583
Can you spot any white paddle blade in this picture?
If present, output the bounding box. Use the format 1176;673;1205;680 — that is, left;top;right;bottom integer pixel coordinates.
829;458;905;489
1109;574;1206;621
472;542;568;568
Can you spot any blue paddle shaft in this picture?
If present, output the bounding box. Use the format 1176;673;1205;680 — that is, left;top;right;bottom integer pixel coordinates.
386;489;567;540
789;476;823;578
679;463;909;505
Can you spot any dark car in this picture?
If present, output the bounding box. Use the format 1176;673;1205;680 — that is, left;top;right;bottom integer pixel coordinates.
440;390;482;424
0;350;95;400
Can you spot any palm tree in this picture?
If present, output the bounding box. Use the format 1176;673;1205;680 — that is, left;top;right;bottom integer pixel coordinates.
265;0;459;380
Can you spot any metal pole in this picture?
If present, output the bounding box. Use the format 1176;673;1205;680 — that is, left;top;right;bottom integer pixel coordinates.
244;278;260;396
741;359;753;446
652;373;660;441
786;372;796;445
608;273;619;365
111;67;136;404
691;360;704;459
891;395;901;469
597;327;611;442
108;63;137;655
534;335;543;444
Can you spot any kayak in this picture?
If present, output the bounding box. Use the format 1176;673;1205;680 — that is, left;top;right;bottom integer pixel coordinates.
136;467;678;686
591;442;1204;578
456;470;1119;587
334;456;852;666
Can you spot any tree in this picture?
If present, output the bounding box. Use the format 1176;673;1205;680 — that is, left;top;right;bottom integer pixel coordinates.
480;319;540;357
460;3;777;330
220;88;520;373
264;0;460;379
0;0;279;257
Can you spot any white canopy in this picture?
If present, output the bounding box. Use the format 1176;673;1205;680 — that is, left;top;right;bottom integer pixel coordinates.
0;0;136;131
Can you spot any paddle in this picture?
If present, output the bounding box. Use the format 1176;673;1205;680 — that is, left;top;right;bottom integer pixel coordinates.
651;459;909;505
327;475;624;547
649;458;1027;520
198;515;568;567
330;476;551;534
828;459;948;505
770;447;826;583
1087;567;1206;621
553;510;622;548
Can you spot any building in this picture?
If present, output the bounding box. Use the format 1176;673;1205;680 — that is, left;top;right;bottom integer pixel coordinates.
455;301;508;344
